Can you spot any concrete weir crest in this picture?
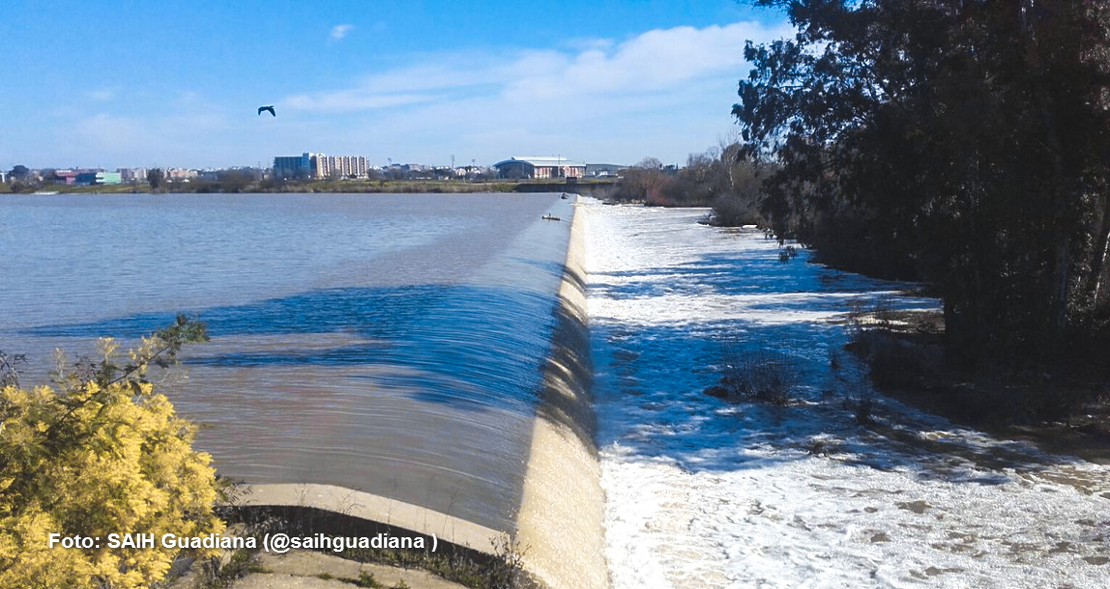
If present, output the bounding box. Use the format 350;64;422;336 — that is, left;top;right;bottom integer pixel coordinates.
515;199;608;589
240;197;608;589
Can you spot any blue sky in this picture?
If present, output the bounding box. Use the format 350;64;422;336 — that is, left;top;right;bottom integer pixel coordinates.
2;1;792;170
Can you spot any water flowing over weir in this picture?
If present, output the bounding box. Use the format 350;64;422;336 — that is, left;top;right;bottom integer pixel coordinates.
584;203;1110;589
0;193;607;588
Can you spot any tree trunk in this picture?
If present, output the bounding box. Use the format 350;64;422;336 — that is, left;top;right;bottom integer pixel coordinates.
1087;205;1110;308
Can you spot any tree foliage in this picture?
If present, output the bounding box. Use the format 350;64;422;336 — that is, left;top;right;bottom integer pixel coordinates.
610;149;772;216
147;168;165;192
0;316;224;588
735;0;1110;363
611;157;672;203
8;165;31;181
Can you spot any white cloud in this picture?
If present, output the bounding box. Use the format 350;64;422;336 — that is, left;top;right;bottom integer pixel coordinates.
504;23;767;100
62;94;251;168
280;20;793;164
74;113;144;152
294;21;787;109
330;24;354;41
87;88;116;101
284;91;434;112
19;20;792;169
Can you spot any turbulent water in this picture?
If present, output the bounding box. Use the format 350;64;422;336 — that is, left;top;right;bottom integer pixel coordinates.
583;202;1110;589
0;192;575;532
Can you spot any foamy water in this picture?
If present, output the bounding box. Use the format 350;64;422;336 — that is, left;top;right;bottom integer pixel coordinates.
583;202;1110;588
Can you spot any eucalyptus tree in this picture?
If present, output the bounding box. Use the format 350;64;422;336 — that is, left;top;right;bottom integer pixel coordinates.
735;0;1110;363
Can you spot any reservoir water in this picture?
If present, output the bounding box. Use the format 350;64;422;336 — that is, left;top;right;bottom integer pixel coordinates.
0;192;575;532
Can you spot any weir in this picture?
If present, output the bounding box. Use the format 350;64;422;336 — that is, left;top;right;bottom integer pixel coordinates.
0;192;607;588
238;197;607;589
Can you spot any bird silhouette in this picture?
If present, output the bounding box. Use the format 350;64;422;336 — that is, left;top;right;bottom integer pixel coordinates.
258;105;276;117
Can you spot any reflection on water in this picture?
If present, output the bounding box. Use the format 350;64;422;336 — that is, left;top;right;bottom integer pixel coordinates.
0;192;575;531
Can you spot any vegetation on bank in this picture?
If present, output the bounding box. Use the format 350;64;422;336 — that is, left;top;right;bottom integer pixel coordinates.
2;166;622;196
689;1;1110;436
0;177;525;195
736;0;1110;367
0;317;224;588
734;0;1108;432
607;152;777;227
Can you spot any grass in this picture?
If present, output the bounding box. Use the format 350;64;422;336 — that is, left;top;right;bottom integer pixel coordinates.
191;547;268;589
3;179;522;195
321;570;412;589
206;505;531;589
331;533;527;589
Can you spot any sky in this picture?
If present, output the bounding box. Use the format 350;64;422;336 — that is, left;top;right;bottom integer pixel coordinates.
1;0;793;170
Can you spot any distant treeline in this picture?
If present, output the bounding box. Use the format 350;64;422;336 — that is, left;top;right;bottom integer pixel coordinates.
2;174;521;195
607;152;777;228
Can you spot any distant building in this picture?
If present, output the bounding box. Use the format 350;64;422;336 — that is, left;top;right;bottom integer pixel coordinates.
72;171;121;185
317;154;369;178
585;163;626;178
118;167;147;183
274;152;369;179
493;157;587;180
274;153;315;179
75;171;122;186
163;168;197;182
51;170;81;185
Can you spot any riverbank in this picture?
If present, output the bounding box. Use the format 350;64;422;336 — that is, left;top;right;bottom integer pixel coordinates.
842;308;1110;465
2;180;514;195
169;548;470;589
1;178;617;196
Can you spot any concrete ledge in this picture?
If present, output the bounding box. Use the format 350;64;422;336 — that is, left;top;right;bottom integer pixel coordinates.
515;199;609;589
240;483;502;554
234;198;607;589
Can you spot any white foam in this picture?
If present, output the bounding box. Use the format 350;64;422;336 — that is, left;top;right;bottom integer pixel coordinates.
584;202;1110;589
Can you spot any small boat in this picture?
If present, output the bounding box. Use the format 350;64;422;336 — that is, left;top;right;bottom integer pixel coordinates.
541;214;561;221
33;191;60;195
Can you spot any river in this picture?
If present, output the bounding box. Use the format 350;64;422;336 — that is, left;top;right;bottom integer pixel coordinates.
0;192;574;533
584;201;1110;588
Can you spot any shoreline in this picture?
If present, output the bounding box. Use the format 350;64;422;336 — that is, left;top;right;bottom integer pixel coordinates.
2;179;618;196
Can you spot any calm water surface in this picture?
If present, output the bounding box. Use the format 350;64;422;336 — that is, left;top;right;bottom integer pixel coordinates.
0;192;575;531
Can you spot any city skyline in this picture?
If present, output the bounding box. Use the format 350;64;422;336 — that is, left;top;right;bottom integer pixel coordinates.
2;1;792;170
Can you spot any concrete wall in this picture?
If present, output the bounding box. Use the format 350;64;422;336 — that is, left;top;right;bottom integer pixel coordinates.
514;198;608;589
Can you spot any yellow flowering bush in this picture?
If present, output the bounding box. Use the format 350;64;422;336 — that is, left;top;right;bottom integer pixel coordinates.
0;317;225;588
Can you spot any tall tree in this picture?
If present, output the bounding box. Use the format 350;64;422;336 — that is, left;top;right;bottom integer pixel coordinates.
8;165;31;180
147;167;165;191
735;0;1110;362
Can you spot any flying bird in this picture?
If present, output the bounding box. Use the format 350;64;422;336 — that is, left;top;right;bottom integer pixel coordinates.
258;105;276;117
